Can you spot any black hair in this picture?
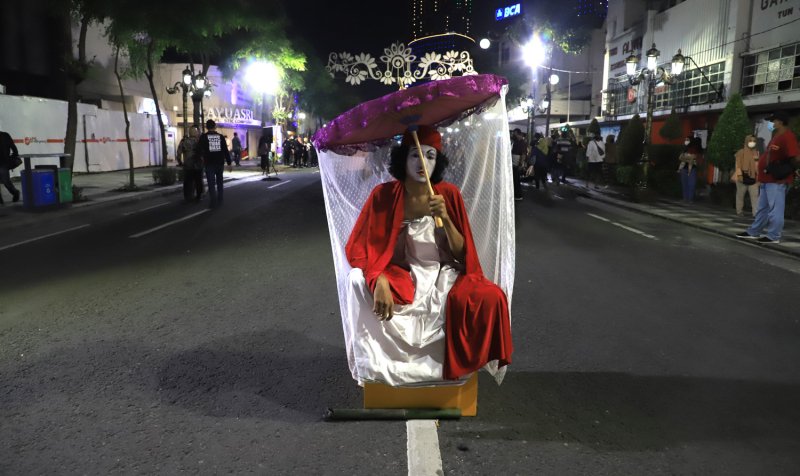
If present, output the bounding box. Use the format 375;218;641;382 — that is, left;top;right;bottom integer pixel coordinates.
389;144;449;183
206;119;216;129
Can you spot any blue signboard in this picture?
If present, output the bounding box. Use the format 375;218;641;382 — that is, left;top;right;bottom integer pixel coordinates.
496;3;521;21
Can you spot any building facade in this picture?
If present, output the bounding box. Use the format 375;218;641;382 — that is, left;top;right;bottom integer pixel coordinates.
601;0;800;147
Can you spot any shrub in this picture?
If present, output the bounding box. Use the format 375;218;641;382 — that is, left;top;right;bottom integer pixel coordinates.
659;109;683;141
705;93;750;171
152;167;178;185
616;114;644;166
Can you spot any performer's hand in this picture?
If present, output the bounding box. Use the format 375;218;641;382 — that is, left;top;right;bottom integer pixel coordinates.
373;275;394;321
429;195;449;222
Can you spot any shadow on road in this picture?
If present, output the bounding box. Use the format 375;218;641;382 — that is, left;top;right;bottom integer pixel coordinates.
157;329;359;421
451;371;800;451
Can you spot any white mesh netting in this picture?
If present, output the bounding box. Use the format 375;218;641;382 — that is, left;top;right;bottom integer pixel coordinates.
317;91;515;385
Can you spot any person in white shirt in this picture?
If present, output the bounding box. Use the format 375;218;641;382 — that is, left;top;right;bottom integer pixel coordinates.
585;133;605;189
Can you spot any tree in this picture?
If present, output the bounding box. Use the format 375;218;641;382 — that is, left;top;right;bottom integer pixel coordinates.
112;45;137;189
616;115;644;166
706;93;750;172
61;0;108;174
659;109;683;141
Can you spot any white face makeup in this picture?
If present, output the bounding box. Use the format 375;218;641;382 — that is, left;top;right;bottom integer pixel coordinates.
406;144;438;183
748;141;757;149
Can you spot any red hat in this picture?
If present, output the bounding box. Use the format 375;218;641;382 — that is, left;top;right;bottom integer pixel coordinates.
401;125;442;152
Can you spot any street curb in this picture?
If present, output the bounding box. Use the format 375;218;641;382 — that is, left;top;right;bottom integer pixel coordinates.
567;184;800;260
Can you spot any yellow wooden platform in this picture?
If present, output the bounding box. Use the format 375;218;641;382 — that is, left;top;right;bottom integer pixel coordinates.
363;374;478;417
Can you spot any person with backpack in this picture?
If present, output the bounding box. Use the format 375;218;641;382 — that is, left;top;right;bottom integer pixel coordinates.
585;133;605;189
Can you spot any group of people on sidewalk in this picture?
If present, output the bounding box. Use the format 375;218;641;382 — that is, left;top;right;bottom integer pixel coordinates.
734;111;799;244
511;128;617;200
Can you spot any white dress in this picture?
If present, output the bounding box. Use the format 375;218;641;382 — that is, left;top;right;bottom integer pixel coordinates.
347;215;465;386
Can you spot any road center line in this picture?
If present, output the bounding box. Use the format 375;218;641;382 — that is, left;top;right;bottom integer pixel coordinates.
406;420;443;476
0;224;91;252
268;180;292;189
587;212;657;240
122;202;169;216
129;210;209;238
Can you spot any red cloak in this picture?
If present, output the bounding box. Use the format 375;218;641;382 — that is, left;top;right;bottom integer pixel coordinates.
345;180;513;380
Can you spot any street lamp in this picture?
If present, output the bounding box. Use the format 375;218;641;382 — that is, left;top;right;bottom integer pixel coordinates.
166;66;194;141
626;43;683;190
245;60;281;127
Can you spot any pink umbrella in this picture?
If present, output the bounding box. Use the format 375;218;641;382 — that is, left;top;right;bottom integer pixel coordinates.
313;74;508;155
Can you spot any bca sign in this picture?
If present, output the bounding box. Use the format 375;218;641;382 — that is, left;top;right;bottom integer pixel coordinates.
496;3;521;21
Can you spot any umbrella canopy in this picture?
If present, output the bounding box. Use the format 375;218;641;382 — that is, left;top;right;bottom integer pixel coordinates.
313;74;508;155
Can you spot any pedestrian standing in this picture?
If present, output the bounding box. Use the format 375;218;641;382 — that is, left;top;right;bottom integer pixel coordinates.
530;136;551;190
180;126;204;202
308;140;318;167
585;133;605;189
300;137;310;167
677;136;702;202
199;119;230;208
737;112;799;243
511;129;526;200
231;132;242;166
258;132;271;175
555;131;575;184
0;127;21;204
732;134;760;217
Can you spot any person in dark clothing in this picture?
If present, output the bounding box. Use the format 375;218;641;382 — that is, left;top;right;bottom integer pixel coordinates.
0;129;21;204
258;133;272;175
179;126;204;202
300;137;310;167
231;132;242;166
511;129;526;200
555;131;575;184
198;120;230;208
308;141;318;167
530;136;551;190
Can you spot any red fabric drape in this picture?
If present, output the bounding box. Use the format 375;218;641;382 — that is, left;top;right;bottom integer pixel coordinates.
345;180;513;380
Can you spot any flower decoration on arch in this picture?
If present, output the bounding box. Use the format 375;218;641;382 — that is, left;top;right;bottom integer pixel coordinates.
327;42;478;89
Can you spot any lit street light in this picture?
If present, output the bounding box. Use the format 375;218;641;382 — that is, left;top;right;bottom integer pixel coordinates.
479;38;491;50
245;60;281;127
165;66;193;140
626;43;685;191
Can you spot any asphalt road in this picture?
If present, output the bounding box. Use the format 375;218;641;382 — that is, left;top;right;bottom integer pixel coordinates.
1;172;799;475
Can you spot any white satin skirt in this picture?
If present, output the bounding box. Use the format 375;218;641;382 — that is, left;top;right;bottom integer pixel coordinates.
346;216;465;387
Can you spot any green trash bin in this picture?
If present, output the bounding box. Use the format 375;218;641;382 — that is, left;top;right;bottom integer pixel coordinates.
58;168;73;203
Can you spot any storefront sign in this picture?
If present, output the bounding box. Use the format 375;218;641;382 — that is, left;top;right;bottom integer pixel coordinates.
750;0;800;50
495;3;521;21
206;107;260;126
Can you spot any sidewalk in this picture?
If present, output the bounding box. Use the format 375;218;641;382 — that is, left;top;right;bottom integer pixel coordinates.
0;159;300;229
539;179;800;259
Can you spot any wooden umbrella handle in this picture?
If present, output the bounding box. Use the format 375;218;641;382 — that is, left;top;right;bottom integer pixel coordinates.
410;131;444;228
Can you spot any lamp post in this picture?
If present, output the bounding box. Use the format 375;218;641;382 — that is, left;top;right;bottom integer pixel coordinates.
625;43;685;190
165;66;193;140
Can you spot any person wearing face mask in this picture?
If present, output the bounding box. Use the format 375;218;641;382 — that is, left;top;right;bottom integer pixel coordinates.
343;125;513;385
737;112;799;244
732;134;760;217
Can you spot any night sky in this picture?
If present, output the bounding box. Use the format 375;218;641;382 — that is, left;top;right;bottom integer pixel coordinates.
284;1;412;63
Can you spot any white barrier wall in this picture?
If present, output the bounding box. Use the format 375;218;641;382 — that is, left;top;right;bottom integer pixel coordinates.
0;94;162;177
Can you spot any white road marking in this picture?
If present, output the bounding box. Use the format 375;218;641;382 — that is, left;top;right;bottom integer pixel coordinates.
122;202;169;216
268;180;292;189
406;420;443;476
587;212;657;240
225;175;264;188
129;210;209;238
0;224;91;252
